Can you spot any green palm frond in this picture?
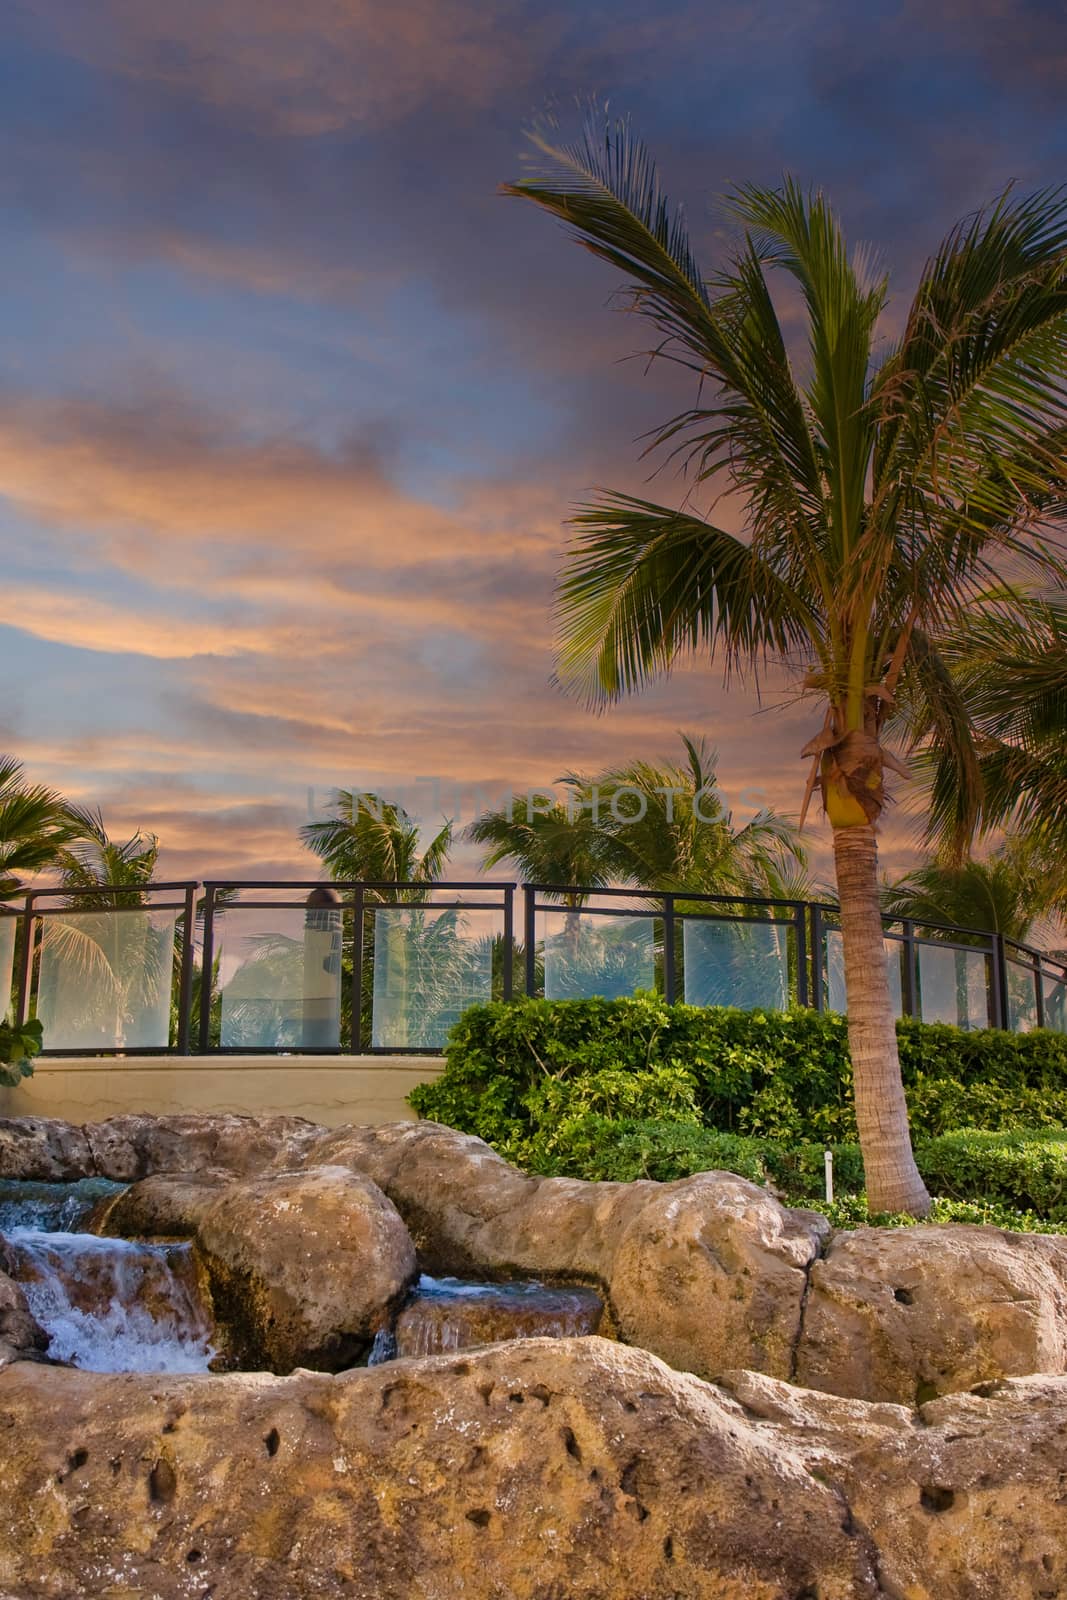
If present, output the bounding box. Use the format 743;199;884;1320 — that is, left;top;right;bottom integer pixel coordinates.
556;493;816;703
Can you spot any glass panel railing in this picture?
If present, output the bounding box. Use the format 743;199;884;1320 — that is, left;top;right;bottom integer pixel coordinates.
1007;957;1041;1032
916;942;991;1030
0;915;16;1020
1043;966;1067;1034
219;906;343;1049
37;908;178;1050
371;906;495;1049
682;918;789;1011
542;912;655;1001
826;930;904;1018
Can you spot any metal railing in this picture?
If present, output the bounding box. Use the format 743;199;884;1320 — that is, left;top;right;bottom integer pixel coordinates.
0;878;1063;1055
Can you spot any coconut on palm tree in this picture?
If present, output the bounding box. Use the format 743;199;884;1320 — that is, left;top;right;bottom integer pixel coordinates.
504;119;1067;1213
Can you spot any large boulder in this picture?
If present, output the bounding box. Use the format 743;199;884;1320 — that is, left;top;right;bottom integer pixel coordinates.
0;1340;884;1600
795;1224;1067;1403
195;1164;417;1371
3;1338;1067;1597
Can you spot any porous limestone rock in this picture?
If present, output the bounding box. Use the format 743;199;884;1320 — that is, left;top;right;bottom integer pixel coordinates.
92;1171;232;1240
301;1120;829;1380
2;1337;1067;1598
0;1251;48;1367
795;1223;1067;1402
195;1163;417;1371
82;1112;322;1182
0;1116;92;1182
0;1338;882;1600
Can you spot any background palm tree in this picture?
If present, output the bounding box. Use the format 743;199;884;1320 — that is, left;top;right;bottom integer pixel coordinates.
504;118;1067;1213
884;837;1065;948
0;756;86;900
300;790;452;902
594;734;807;901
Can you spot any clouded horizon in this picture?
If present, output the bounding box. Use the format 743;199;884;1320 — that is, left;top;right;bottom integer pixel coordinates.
3;0;1066;883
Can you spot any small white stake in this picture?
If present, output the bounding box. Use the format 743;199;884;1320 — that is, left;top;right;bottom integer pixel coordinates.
824;1149;834;1204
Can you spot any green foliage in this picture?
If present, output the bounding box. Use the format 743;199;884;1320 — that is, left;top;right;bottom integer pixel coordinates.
411;994;1067;1149
0;1017;43;1086
807;1194;1067;1237
410;997;1067;1224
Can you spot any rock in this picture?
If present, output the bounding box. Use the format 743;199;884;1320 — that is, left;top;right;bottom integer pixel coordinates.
302;1121;828;1380
195;1164;417;1371
83;1113;324;1182
795;1224;1067;1403
92;1172;232;1240
0;1244;49;1366
0;1117;92;1181
610;1172;829;1379
393;1277;603;1358
720;1367;1067;1600
0;1339;884;1599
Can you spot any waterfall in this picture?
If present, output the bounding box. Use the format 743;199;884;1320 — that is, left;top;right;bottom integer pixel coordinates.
387;1275;603;1361
5;1229;216;1375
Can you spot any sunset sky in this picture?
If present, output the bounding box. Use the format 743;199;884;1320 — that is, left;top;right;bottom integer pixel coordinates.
2;0;1066;882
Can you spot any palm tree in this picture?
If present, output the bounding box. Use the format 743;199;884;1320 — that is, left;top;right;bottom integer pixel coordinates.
42;814;169;1048
884;838;1064;948
300;790;452;902
922;593;1067;861
594;734;807;901
504;119;1067;1212
0;757;86;900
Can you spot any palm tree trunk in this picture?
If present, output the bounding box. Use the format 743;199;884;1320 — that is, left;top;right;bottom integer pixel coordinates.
832;824;931;1217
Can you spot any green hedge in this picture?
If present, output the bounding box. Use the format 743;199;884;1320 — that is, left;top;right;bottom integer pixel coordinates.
410;994;1067;1149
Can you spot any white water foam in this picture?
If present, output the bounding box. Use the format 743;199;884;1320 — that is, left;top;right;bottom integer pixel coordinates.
8;1230;216;1374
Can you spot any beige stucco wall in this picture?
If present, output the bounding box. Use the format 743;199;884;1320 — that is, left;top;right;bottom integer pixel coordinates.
0;1055;445;1127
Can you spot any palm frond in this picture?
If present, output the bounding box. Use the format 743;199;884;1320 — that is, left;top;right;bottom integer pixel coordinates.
555;492;817;704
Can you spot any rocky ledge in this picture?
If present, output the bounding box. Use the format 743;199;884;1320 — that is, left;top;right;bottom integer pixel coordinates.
1;1336;1065;1599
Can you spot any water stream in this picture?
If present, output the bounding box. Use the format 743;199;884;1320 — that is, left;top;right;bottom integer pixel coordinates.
1;1182;602;1374
1;1180;216;1375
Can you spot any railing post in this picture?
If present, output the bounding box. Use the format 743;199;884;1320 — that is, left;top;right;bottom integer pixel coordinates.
523;885;537;998
198;885;216;1053
901;919;918;1019
794;902;809;1009
991;933;1008;1030
1035;951;1047;1031
502;885;514;1002
810;905;824;1012
14;894;34;1028
175;884;197;1055
351;885;365;1052
662;893;677;1004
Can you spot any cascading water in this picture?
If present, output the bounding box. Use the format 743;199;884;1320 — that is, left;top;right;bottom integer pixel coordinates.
370;1275;604;1364
1;1181;216;1375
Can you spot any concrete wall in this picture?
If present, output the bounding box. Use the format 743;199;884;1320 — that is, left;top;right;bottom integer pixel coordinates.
0;1055;445;1128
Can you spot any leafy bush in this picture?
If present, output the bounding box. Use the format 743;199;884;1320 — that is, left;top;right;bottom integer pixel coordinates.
914;1128;1067;1218
0;1018;43;1087
411;994;1067;1148
807;1193;1067;1237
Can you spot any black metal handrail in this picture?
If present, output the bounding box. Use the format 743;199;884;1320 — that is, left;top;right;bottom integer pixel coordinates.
0;877;1063;1055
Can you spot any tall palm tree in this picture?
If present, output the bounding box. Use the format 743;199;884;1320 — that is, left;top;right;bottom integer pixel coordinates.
300;791;452;902
504;119;1067;1213
0;757;86;900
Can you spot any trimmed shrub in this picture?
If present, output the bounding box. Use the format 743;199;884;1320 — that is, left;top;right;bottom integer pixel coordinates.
410;994;1067;1148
